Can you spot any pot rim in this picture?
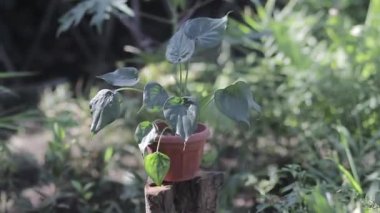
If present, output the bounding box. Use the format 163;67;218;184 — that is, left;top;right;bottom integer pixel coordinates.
154;123;210;144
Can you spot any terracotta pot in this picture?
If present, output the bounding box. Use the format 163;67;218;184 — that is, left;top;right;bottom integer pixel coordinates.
147;123;210;182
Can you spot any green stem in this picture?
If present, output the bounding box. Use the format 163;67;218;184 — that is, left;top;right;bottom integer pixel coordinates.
184;62;189;95
171;65;180;94
344;145;360;185
179;63;183;96
115;87;143;93
338;126;361;187
201;95;214;108
156;127;170;153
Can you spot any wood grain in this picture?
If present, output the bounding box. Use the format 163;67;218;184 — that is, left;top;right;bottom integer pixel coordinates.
145;171;224;213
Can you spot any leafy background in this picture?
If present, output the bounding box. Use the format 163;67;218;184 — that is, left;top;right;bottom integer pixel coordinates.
1;0;380;212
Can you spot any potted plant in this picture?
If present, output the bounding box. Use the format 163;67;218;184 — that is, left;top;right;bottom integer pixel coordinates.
89;15;260;186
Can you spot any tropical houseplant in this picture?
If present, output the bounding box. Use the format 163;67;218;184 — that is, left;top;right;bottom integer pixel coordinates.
89;15;261;186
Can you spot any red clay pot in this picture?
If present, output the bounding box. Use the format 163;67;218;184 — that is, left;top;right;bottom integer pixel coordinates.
147;123;210;182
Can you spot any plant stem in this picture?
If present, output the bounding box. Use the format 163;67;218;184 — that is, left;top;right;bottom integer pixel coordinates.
338;126;361;186
179;63;183;96
201;95;214;108
344;144;360;185
184;62;189;95
115;87;143;93
140;12;172;24
156;127;170;153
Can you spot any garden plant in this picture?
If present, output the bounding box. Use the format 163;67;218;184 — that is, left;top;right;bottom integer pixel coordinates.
89;15;260;186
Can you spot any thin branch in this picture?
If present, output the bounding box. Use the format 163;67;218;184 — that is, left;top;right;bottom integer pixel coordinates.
139;12;172;24
179;0;216;24
114;11;156;51
131;0;141;27
164;0;178;34
156;127;170;152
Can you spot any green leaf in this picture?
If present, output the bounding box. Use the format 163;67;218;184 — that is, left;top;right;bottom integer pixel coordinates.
53;123;66;141
89;0;110;32
0;71;36;78
144;152;170;186
103;147;114;162
57;0;95;35
83;182;95;191
183;15;228;49
366;0;380;28
305;186;335;213
199;95;235;131
71;180;82;192
165;28;195;63
84;192;93;200
97;67;139;87
89;89;121;133
214;81;260;127
135;121;158;154
336;125;361;188
143;82;169;112
163;96;198;141
202;148;218;167
135;121;153;143
111;0;134;17
338;164;363;194
239;81;261;112
57;0;134;35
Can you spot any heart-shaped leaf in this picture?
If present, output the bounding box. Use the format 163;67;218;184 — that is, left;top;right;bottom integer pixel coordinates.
89;89;121;133
97;67;139;87
183;15;228;49
165;28;195;63
135;121;158;154
144;152;170;186
214;81;260;127
163;96;198;141
143;82;169;112
238;81;261;112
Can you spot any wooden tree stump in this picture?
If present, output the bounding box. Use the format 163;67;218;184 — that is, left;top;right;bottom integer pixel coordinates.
144;171;224;213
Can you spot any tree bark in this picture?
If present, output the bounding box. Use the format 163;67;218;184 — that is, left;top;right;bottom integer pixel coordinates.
144;171;224;213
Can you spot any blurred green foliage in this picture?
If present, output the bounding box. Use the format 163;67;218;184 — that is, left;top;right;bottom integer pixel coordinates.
218;0;380;212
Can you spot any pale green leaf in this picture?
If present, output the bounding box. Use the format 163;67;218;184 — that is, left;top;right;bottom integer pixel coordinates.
338;164;363;195
144;152;170;186
103;147;114;162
